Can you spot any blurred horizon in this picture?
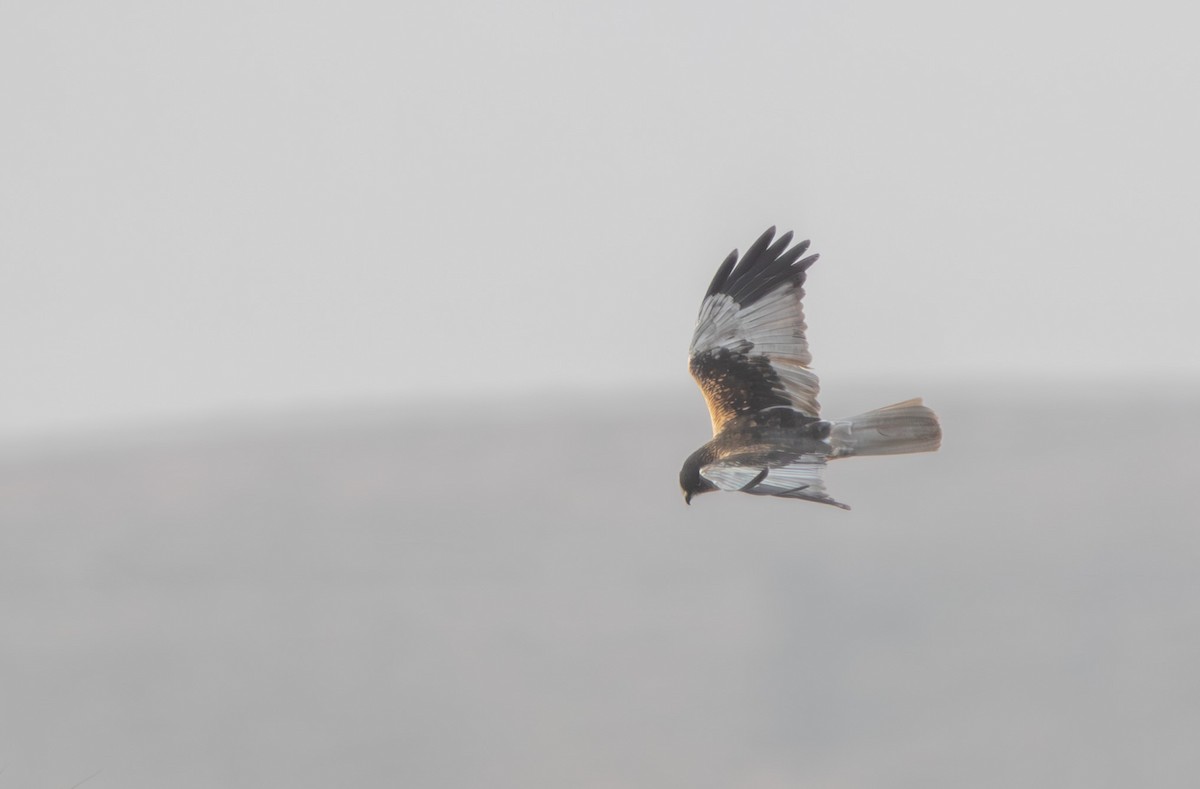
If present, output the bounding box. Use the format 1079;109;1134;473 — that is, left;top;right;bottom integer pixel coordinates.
5;369;1197;452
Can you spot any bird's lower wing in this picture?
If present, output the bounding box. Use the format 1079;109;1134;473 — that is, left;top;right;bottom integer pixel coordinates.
700;453;849;509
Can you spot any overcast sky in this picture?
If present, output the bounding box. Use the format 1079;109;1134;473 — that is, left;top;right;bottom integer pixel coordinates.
4;0;1199;438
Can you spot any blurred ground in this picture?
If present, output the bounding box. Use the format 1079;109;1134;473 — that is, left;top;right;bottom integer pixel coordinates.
1;382;1198;788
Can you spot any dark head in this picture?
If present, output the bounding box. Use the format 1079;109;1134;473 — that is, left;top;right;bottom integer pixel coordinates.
679;446;718;505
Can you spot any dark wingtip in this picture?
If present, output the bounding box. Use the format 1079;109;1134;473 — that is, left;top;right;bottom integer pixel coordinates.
751;226;776;253
703;226;820;306
727;228;778;288
704;249;739;298
765;229;795;259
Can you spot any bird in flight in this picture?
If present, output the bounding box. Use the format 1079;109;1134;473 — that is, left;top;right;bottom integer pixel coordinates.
680;227;941;509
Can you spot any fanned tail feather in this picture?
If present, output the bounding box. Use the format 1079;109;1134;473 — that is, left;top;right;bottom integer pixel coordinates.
829;398;941;458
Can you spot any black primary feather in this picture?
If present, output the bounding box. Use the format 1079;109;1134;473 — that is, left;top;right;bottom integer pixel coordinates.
709;226;815;309
704;249;739;299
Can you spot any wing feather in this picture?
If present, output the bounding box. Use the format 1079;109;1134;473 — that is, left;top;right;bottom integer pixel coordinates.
700;453;849;509
689;227;822;434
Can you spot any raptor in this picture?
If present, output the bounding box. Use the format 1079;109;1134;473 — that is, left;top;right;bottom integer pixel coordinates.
680;227;941;508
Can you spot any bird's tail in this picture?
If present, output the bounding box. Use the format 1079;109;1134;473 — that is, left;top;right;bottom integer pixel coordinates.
828;398;941;458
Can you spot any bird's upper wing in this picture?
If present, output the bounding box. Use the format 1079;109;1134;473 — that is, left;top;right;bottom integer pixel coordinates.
689;227;821;435
700;452;849;509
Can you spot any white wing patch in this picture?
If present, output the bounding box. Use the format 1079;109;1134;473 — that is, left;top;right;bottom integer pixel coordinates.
691;293;747;354
689;285;821;421
700;454;849;509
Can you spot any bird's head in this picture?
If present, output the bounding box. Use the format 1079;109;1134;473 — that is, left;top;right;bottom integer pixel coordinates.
679;449;718;505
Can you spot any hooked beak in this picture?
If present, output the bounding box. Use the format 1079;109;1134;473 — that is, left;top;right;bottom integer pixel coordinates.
684;491;693;505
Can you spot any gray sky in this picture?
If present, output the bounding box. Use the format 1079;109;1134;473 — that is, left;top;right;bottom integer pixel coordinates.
4;0;1199;438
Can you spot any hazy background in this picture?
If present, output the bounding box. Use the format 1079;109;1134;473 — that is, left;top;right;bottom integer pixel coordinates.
3;0;1200;786
4;0;1200;438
